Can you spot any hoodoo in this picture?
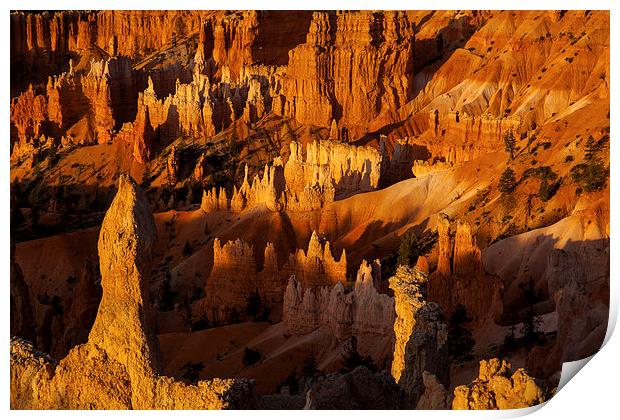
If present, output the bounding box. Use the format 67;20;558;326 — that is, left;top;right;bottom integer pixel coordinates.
10;9;609;411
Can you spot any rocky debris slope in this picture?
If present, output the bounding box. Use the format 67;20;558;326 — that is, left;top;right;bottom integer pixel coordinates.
483;198;609;378
10;175;259;409
390;11;609;160
452;359;549;409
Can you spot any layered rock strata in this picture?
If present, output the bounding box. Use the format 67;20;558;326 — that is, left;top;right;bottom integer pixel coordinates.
284;139;382;197
282;11;415;137
201;139;382;215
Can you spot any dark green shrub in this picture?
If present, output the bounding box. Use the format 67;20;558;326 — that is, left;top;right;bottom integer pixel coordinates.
498;167;518;194
242;347;261;366
570;162;607;192
397;229;438;267
538;178;561;202
158;272;178;312
180;361;204;383
182;240;192;256
276;370;300;395
503;130;516;159
448;303;475;363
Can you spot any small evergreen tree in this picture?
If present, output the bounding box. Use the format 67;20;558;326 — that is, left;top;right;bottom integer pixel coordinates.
447;303;475;363
501;325;518;355
519;281;543;346
538;178;552;202
397;231;419;266
340;336;377;373
570;161;608;192
504;129;516;159
246;291;261;318
158;270;177;311
498;167;518;194
182;240;192;256
180;361;204;383
301;353;320;380
276;370;300;395
242;347;261;366
397;229;439;267
584;135;598;161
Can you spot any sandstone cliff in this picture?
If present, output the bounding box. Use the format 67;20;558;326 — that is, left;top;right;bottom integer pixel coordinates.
200;139;382;215
284;139;382;197
389;265;449;407
196;231;347;326
10;175;259;409
282;11;415;137
428;214;503;327
283;259;394;344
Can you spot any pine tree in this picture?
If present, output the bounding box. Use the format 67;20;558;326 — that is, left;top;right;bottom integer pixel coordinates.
519;281;543;346
498;167;518;194
504;129;516;159
397;231;419;266
301;353;320;380
182;240;192;256
447;303;475;363
340;336;377;373
584;135;598;161
538;178;551;201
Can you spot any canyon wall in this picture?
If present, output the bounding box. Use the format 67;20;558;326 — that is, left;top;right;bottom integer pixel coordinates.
281;11;415;137
10;11;312;79
284;139;382;197
201;138;384;214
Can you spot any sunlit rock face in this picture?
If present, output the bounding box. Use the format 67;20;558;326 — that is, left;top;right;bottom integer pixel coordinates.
282;11;415;137
283;259;394;342
9;9;610;411
389;266;449;407
452;359;548;410
10;176;260;409
197;231;348;325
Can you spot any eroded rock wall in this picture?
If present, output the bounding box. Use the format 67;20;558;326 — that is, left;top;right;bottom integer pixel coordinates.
429;214;503;327
282;11;415;137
